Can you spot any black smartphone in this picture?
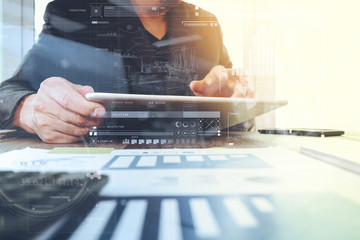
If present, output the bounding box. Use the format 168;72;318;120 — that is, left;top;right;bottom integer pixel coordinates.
258;128;345;137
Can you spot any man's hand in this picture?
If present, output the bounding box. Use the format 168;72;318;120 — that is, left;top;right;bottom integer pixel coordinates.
13;77;105;143
190;65;255;98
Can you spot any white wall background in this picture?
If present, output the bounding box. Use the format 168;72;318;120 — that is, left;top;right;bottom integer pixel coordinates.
0;2;3;79
193;0;360;136
1;0;34;81
34;0;51;39
266;0;360;136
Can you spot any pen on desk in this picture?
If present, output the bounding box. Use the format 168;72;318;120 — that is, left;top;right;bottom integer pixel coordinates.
300;147;360;176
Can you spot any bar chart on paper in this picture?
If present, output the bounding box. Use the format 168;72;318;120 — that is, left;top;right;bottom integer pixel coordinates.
48;194;360;240
103;153;271;170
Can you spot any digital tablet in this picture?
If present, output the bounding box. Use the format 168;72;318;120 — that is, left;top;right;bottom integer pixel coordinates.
85;92;288;128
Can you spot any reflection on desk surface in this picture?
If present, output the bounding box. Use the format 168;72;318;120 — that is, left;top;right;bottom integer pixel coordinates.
0;171;108;240
1;135;360;239
2;190;360;240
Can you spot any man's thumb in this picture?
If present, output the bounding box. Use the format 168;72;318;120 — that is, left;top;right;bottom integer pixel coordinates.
76;86;95;97
190;80;206;96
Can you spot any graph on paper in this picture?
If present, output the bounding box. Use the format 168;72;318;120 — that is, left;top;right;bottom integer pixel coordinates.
103;153;271;170
51;193;360;240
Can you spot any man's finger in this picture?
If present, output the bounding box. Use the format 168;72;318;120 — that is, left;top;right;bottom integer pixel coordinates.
76;85;95;97
40;78;105;117
34;93;102;127
33;113;89;136
231;82;255;98
53;106;102;127
38;131;83;144
190;80;207;96
190;65;230;96
54;118;90;136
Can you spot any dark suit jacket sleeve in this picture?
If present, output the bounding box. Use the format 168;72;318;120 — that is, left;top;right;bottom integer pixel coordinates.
0;68;36;129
